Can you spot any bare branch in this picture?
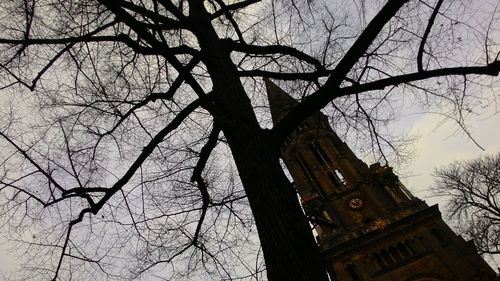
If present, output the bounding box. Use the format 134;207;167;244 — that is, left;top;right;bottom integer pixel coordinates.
417;0;444;72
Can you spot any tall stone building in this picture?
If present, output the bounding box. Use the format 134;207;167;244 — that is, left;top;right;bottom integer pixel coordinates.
264;79;497;281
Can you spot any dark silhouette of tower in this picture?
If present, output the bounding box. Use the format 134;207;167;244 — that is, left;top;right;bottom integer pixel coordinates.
265;78;497;281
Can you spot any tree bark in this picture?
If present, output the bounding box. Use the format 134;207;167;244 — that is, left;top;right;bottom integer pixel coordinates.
229;131;330;281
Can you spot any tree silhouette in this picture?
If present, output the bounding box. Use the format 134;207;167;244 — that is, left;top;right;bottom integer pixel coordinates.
433;153;500;257
0;0;499;280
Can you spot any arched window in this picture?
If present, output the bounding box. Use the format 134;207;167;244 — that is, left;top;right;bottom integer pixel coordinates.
389;246;403;262
381;249;395;266
296;154;327;197
398;242;411;259
405;239;416;256
334;169;346;183
372;253;385;270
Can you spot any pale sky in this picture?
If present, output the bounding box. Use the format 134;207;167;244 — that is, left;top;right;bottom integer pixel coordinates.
399;108;500;205
2;0;500;278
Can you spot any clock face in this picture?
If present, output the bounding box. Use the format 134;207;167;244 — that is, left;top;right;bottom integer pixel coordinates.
348;198;363;209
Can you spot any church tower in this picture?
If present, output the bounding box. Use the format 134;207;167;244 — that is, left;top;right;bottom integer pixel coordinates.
265;79;497;281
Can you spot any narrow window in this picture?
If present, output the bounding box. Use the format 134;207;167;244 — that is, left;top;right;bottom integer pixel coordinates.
389;246;403;262
370;255;382;272
296;156;314;193
296;154;327;197
327;171;342;190
405;240;416;256
384;185;402;204
322;210;333;222
296;155;313;179
307;141;333;167
381;249;394;266
397;242;411;259
313;141;332;163
308;143;326;166
398;181;414;200
335;169;346;183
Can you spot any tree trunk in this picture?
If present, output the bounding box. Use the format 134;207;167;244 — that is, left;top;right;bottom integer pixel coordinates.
228;131;331;281
188;2;330;280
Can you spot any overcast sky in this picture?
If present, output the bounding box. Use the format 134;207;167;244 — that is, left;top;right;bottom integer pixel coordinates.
1;0;500;278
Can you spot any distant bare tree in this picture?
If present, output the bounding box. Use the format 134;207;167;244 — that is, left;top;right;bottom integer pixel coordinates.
433;153;500;256
0;0;499;280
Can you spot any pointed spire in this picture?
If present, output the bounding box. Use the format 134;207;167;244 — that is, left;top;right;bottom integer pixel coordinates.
264;78;299;125
264;78;368;174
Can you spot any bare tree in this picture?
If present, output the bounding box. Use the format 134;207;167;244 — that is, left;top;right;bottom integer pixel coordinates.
0;0;499;280
433;153;500;256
